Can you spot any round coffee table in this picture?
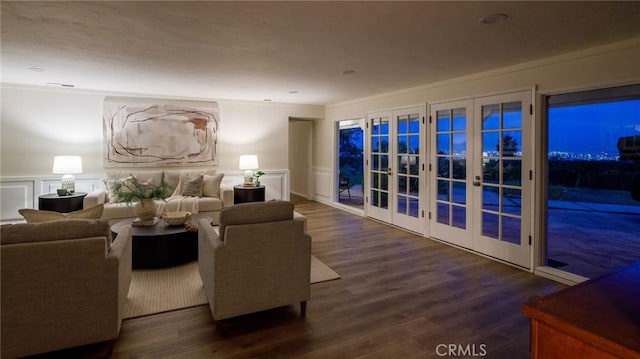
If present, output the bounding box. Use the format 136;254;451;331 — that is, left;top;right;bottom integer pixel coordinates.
111;213;211;269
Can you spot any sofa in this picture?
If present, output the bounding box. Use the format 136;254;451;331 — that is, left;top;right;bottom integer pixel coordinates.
0;219;132;358
84;169;233;224
198;201;311;334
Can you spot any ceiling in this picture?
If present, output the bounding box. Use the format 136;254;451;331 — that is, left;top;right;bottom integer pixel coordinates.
2;1;640;105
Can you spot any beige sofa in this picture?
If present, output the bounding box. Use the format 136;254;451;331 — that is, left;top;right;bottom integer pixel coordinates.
84;169;233;224
198;201;311;333
0;219;132;358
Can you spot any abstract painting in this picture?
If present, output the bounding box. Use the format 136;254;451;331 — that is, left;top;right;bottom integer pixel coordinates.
103;97;219;167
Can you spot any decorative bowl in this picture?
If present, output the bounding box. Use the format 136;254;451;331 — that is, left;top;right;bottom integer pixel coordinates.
162;211;191;226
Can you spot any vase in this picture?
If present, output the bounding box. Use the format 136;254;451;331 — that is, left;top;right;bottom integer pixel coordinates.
133;198;157;220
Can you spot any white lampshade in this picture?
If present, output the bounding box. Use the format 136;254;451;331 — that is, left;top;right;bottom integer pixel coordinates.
52;156;83;174
52;156;83;194
238;155;259;170
238;155;259;185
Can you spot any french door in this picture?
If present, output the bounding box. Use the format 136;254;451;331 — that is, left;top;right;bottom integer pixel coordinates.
366;106;425;234
430;91;532;269
430;100;474;249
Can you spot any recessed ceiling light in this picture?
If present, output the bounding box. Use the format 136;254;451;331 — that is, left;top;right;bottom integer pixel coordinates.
28;67;45;72
263;99;272;102
342;70;356;75
478;13;507;25
288;90;299;94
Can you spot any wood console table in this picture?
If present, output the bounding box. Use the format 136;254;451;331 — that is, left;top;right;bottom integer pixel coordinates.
522;261;640;359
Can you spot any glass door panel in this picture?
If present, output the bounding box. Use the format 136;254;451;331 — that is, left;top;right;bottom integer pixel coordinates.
473;92;532;269
430;100;473;247
367;114;391;222
396;113;420;218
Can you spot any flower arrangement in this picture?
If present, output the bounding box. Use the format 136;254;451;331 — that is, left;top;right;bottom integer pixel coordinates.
113;175;172;206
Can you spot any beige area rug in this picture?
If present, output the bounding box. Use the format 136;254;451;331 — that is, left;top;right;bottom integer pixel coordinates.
124;255;340;319
310;255;340;284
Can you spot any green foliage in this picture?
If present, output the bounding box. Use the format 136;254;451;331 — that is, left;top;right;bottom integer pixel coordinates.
113;175;172;205
253;170;265;180
548;185;567;200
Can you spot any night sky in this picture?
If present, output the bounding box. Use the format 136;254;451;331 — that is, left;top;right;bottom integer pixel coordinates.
548;99;640;156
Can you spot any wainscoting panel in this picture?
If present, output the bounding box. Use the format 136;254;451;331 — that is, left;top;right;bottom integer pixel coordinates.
1;171;288;222
41;177;103;196
219;170;289;201
313;167;332;203
1;180;34;221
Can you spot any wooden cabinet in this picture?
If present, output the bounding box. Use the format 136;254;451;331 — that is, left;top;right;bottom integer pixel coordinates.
522;262;640;359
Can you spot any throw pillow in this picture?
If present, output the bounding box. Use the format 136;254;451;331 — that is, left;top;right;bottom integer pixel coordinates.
104;178;119;203
181;174;204;197
104;176;135;203
18;204;104;223
202;173;225;198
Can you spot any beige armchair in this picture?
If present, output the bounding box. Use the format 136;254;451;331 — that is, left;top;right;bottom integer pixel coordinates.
198;201;311;333
1;219;132;358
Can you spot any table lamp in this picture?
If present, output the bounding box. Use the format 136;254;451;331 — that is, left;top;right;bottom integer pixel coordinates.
238;155;259;186
52;156;83;194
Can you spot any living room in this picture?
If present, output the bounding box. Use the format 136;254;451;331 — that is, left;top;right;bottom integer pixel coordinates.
1;1;640;358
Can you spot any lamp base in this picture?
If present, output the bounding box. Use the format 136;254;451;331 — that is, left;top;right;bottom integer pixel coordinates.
61;174;75;194
243;169;254;186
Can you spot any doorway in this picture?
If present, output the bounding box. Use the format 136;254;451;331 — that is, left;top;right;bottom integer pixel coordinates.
289;119;313;199
336;119;365;209
543;84;640;279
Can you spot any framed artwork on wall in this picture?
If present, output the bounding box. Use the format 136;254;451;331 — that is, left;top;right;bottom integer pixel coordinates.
103;97;219;167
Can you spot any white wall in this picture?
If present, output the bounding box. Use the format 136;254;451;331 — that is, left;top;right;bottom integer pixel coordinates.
312;38;640;203
0;85;324;219
0;85;324;176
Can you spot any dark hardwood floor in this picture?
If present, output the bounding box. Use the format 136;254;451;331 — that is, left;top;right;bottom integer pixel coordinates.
37;196;566;358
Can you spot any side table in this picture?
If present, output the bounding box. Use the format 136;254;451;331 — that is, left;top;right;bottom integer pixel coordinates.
233;185;265;204
38;192;87;213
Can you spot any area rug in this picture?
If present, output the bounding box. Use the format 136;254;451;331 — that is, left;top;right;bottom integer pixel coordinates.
123;255;340;319
310;255;340;284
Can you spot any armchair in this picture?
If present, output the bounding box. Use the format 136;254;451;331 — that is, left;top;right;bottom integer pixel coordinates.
198;201;311;333
1;219;132;358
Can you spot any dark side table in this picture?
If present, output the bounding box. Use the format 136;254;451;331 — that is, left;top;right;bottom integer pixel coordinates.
38;192;87;213
233;185;265;204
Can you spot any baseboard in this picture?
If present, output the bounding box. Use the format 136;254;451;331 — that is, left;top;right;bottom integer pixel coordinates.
312;197;364;217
